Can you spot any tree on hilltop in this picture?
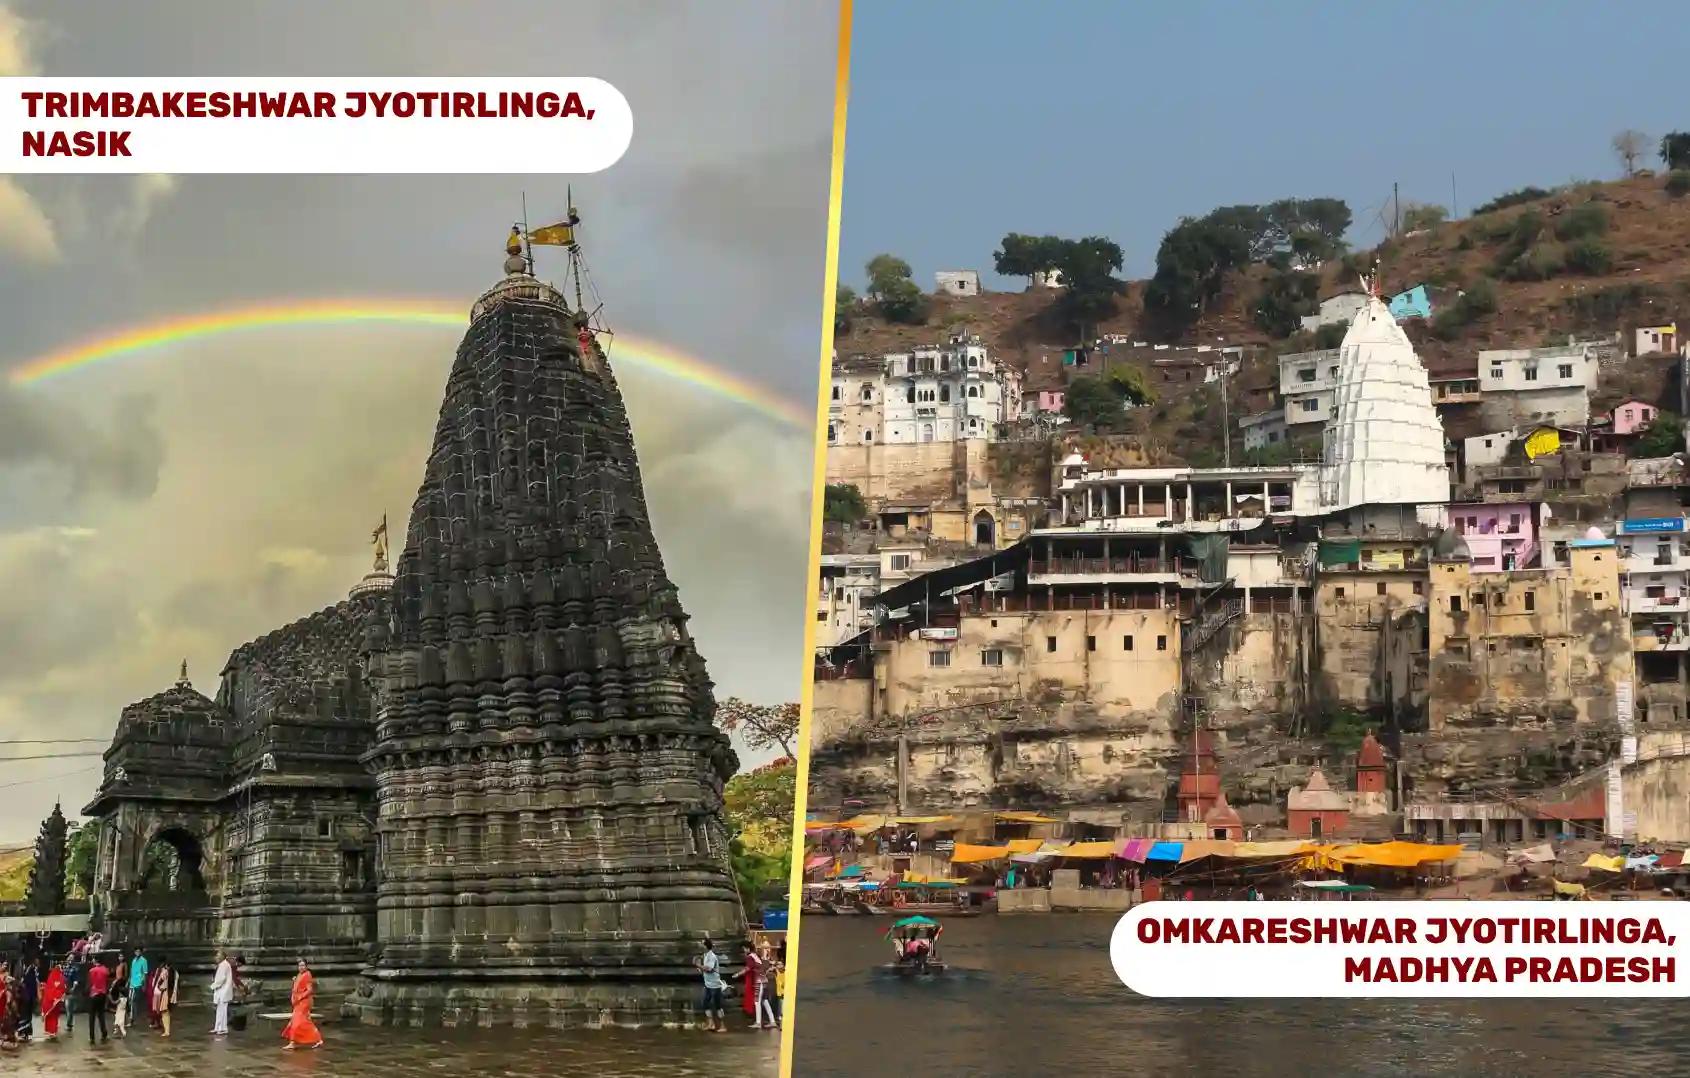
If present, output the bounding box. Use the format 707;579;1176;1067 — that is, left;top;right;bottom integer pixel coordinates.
864;253;926;324
1661;132;1690;171
994;233;1065;288
1614;129;1649;177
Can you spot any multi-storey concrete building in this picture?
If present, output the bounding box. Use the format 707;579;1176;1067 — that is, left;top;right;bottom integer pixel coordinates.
1477;342;1599;428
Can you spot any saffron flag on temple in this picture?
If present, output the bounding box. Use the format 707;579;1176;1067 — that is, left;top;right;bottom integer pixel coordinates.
528;221;576;246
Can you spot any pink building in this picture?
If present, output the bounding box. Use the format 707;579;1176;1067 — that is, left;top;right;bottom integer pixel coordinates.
1613;398;1660;436
1036;389;1066;413
1447;501;1539;572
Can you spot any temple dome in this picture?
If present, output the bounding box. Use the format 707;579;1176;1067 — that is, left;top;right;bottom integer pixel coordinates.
1583;525;1607;541
1319;295;1450;512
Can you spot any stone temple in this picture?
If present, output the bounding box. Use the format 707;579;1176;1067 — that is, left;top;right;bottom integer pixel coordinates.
85;230;746;1027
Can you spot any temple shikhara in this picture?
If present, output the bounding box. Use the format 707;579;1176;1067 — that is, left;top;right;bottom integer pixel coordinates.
84;216;744;1027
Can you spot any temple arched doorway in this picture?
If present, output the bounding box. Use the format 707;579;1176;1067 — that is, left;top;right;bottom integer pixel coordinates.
139;827;209;898
974;510;995;546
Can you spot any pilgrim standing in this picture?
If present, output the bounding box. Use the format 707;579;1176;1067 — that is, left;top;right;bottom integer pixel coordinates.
210;949;234;1036
281;958;323;1050
40;961;66;1038
85;957;109;1044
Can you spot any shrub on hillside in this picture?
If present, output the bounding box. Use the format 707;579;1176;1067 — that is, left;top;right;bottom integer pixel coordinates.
1431;277;1498;339
1553;202;1609;241
1565;239;1614;275
1472;186;1552;215
1668;170;1690;198
1502;241;1565;281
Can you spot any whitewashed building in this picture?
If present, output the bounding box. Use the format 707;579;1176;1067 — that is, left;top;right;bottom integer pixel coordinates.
1477;343;1599;428
1319;292;1450;515
817;554;881;645
827;333;1022;445
1239;408;1289;452
1279;347;1343;427
1299;290;1369;333
1617;518;1690;652
934;270;980;297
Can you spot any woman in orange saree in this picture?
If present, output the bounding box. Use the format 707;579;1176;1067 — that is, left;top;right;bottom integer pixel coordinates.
280;959;323;1051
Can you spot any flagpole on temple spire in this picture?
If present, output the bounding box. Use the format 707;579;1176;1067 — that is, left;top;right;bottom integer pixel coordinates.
521;190;534;275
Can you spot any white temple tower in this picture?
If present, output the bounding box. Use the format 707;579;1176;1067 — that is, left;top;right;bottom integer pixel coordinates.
1319;287;1449;513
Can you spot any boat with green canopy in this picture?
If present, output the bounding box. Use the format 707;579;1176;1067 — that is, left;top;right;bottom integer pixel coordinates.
880;915;946;977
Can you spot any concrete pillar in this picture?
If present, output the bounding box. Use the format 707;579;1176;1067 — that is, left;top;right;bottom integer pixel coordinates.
1164;484;1172;518
1226;481;1234;516
896;734;909;813
1137;486;1145;515
1186;483;1195;520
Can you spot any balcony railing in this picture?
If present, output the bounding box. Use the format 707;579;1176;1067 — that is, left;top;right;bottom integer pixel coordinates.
1029;557;1199;576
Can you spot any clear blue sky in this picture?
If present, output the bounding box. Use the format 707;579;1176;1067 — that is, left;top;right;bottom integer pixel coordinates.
841;0;1684;291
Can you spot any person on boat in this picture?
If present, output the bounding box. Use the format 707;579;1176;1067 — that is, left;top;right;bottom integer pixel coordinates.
280;957;323;1051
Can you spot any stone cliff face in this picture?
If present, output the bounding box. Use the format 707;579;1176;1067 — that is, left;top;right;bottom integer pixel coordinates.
352;272;742;1029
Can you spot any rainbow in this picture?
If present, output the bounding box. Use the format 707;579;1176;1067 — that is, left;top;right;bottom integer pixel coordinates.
6;298;809;429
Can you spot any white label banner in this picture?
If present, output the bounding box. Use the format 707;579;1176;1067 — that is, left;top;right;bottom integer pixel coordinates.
0;78;632;173
1111;902;1690;997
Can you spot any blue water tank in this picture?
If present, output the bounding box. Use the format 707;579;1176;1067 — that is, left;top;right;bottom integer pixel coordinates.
760;907;790;931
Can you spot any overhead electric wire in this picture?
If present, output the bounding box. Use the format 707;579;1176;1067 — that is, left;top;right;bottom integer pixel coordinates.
0;765;101;790
0;750;106;762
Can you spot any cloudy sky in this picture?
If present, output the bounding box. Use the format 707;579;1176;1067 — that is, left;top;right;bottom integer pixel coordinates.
0;0;838;842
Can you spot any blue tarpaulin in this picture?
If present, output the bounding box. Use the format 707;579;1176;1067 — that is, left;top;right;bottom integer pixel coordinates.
1146;842;1184;862
840;865;866;878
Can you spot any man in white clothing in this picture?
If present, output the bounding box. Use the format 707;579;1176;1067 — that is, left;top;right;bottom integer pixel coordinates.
209;949;234;1036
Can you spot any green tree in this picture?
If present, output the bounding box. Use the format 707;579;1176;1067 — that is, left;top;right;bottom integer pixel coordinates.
1253;270;1321;338
64;820;98;899
1144;215;1253;325
1052;235;1125;324
864;254;912;299
724;759;796;915
823;482;868;525
1063;375;1126;428
993;233;1064;286
835;283;856;333
1661;132;1690;171
878;275;928;324
1669;171;1690;198
1636;412;1686;458
1104;365;1154;406
1401;202;1448;232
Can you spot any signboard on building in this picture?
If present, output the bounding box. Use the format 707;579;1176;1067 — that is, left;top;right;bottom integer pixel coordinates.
1370;549;1405;570
984;572;1016;593
1620;518;1686;534
917;627;958;641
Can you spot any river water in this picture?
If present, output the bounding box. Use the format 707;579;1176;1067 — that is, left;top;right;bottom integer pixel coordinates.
794;914;1688;1077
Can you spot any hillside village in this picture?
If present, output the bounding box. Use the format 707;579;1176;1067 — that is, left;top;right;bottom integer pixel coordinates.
814;166;1690;871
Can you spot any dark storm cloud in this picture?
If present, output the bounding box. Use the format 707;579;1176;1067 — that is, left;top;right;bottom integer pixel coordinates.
0;382;165;503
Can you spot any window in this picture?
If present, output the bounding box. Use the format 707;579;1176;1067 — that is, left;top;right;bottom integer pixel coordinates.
831;385;841;400
1123;635;1134;651
1524;591;1536;612
889;554;911;570
1413;580;1424;595
1508;513;1521;531
1046;636;1058;653
1334;586;1346;598
318;818;333;838
940;385;951;402
928;650;951;668
1329;365;1338;378
981;648;1004;667
827;423;837;443
906;386;915;403
1524;366;1539;382
860;384;873;402
816;611;826;622
1301;399;1319;413
863;430;874;443
1491;363;1503;378
1558;363;1573;379
1087;635;1097;651
1376;582;1387;596
1298;367;1316;382
1450;595;1463;613
1156;635;1168;651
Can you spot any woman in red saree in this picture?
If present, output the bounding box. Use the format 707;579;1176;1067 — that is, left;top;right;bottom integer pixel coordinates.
280;958;323;1051
738;941;762;1023
40;965;66;1038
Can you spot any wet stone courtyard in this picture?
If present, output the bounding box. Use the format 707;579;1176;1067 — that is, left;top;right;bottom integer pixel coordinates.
3;1006;781;1076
